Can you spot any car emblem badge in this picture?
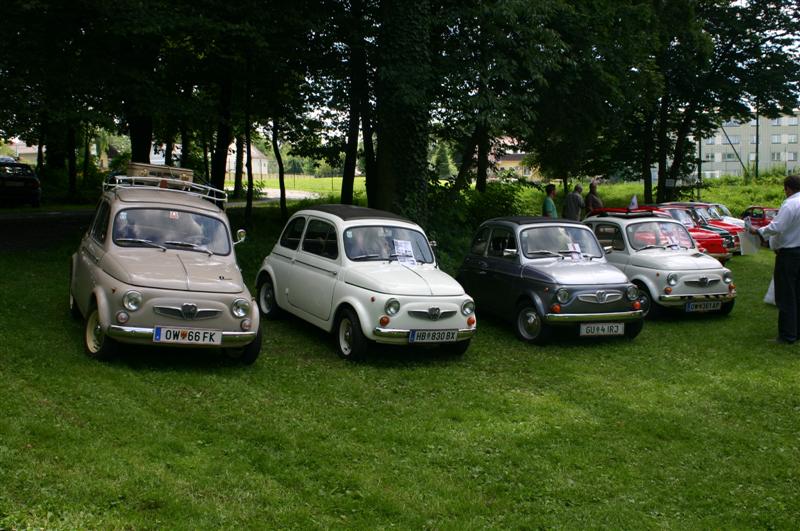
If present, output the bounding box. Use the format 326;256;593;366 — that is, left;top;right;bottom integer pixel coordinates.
428;307;441;321
596;290;607;303
181;303;198;320
698;277;709;287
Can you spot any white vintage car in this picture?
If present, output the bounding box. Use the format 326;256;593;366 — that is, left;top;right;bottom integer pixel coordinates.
255;205;476;360
584;212;736;317
69;174;262;363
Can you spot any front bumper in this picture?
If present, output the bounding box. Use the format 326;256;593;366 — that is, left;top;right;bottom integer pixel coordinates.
372;327;476;345
107;325;258;348
658;291;736;307
545;310;643;324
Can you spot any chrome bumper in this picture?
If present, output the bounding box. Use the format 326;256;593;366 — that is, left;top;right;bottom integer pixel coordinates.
658;292;736;306
107;325;257;347
545;310;643;324
372;327;476;344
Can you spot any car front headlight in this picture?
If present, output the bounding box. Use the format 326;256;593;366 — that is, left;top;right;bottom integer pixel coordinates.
461;300;475;316
723;271;733;284
555;288;569;304
385;298;400;316
231;298;251;318
123;290;142;311
666;273;678;286
626;285;639;301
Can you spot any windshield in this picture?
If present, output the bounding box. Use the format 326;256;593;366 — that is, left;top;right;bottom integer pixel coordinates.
626;221;694;251
112;208;230;255
344;225;434;263
666;209;695;228
706;206;725;220
520;226;603;258
715;204;732;217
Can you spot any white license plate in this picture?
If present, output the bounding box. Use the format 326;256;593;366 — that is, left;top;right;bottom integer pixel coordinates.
153;327;222;345
579;323;624;336
409;329;458;343
685;301;722;312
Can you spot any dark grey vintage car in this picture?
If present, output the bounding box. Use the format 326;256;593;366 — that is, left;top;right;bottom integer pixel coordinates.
457;217;645;343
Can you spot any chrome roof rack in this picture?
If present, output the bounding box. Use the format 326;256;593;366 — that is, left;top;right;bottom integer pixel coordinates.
103;175;227;204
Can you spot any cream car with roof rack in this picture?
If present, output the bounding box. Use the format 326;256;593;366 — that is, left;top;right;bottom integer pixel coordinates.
255;205;476;360
68;165;262;363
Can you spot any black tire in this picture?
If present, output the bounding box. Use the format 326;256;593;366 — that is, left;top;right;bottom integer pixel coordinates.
719;300;735;316
84;305;116;360
257;275;282;320
335;307;369;361
514;301;551;344
624;320;644;340
228;327;262;365
637;285;661;319
441;338;471;356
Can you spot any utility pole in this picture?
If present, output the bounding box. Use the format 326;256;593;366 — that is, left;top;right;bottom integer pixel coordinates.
755;109;760;181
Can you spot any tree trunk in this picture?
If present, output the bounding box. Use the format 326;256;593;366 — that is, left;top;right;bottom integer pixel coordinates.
67;124;77;196
640;111;655;204
202;132;211;183
341;0;366;206
180;125;192;168
211;78;233;190
475;121;489;193
361;102;377;208
454;126;479;191
82;124;91;187
245;123;254;228
656;95;670;203
164;137;174;167
36;118;46;172
272;120;288;221
129;115;153;163
233;135;244;199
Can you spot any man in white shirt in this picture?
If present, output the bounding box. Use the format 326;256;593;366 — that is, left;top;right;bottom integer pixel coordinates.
749;174;800;343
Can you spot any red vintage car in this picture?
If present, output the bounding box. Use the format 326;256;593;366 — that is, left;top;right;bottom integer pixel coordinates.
662;202;743;253
589;207;732;263
741;205;779;229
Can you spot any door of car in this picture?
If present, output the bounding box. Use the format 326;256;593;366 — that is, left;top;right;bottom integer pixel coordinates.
288;218;340;321
271;216;307;305
479;226;521;316
74;200;111;311
592;222;630;271
458;226;492;305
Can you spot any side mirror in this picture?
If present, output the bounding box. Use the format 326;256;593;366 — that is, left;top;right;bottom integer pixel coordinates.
429;240;438;249
234;228;247;245
604;245;613;254
503;248;519;258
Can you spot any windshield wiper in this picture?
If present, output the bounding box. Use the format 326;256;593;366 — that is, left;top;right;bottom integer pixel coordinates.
164;240;214;256
350;253;381;261
638;244;666;251
116;238;167;251
527;250;564;259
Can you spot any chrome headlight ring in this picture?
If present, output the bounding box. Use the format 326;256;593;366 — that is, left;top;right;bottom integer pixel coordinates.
461;300;475;316
123;290;143;311
723;271;733;284
626;285;639;301
555;288;569;304
666;273;678;286
231;298;251;318
385;298;401;316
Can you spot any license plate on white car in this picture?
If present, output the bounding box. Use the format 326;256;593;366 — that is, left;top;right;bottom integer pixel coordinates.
579;323;624;336
153;327;222;345
409;329;458;343
685;301;722;312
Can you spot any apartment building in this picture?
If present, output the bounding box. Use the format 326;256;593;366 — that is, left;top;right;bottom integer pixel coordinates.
697;112;800;178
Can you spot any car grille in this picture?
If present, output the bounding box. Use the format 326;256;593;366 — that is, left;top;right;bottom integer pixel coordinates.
578;290;623;304
154;305;222;320
408;309;457;321
685;277;720;288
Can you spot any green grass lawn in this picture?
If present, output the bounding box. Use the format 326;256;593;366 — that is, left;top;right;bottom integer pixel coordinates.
2;203;799;528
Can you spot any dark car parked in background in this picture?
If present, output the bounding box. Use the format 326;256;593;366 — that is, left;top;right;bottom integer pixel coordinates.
0;162;41;207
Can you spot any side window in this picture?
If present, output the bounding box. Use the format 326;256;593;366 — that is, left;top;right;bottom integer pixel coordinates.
487;227;517;259
594;224;625;251
470;227;491;256
279;217;306;250
91;201;111;244
302;219;339;259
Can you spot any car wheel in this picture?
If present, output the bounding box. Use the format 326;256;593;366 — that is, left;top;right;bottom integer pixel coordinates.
719;300;735;316
624;320;644;340
84;305;116;360
227;326;262;365
336;307;368;361
257;276;282;320
441;338;470;356
638;285;661;319
515;301;551;344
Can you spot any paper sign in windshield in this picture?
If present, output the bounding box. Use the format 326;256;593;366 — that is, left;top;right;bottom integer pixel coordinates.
393;239;416;265
567;242;583;261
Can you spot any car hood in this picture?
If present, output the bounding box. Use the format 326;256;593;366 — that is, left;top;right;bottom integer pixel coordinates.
344;263;464;296
102;250;244;293
522;259;630;285
630;249;722;270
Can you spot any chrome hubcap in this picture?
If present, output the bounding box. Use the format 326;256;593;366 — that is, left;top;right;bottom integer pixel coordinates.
86;311;104;353
260;283;275;313
518;308;541;339
339;318;353;356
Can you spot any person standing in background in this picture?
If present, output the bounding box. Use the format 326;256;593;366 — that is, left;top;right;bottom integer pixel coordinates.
564;184;584;220
585;181;603;215
749;174;800;344
542;184;558;218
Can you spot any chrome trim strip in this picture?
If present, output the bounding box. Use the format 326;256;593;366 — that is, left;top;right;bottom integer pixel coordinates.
659;292;735;302
153;306;222;320
408;310;458;320
545;310;643;323
107;325;257;347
